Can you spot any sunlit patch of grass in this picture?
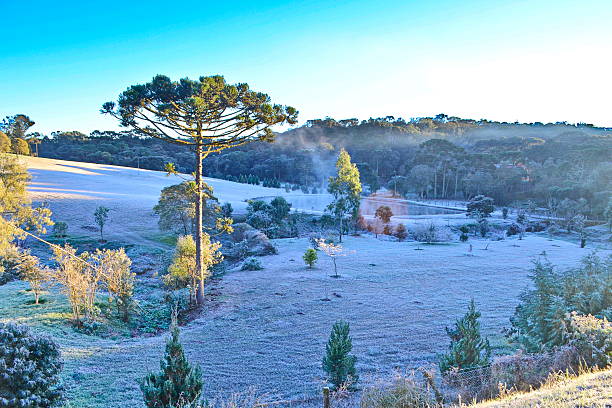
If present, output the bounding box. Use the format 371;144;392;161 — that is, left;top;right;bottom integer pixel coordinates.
145;232;177;247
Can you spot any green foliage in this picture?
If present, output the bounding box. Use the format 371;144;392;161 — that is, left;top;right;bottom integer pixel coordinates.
141;323;203;408
0;131;10;153
0;154;53;256
569;313;611;369
439;299;491;374
245;198;292;237
322;320;358;389
511;254;611;352
240;257;263;271
303;248;318;268
153;181;221;235
0;322;64;407
17;251;46;304
11;138;30;155
52;221;68;238
164;235;222;304
94;206;110;241
327;149;362;242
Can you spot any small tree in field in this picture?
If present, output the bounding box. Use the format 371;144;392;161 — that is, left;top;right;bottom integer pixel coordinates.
164;234;222;304
48;245;99;324
52;221;68;238
317;239;347;278
103;74;297;305
0;322;65;408
94;206;110;241
17;251;47;304
439;299;491;374
303;248;318;268
141;317;203;408
322;320;358;389
95;248;135;322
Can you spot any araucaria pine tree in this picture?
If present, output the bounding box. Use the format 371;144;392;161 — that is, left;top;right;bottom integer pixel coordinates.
0;322;65;408
103;75;297;304
141;321;203;408
322;320;358;389
327;149;361;242
439;299;491;374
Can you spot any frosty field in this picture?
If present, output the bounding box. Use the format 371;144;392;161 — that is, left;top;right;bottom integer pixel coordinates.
2;156;606;407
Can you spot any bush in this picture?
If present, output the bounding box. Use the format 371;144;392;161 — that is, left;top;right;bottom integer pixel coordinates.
411;223;453;243
466;195;494;218
0;322;65;407
361;373;440;408
511;254;611;352
394;224;408;241
52;221;68;238
569;313;611;368
322;320;358;389
241;257;263;271
506;223;521;236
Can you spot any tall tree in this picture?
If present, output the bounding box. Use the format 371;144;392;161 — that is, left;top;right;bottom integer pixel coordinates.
327;149;361;242
0;154;52;255
102;75;297;304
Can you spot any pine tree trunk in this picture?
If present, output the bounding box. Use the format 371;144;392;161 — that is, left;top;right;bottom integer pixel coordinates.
338;216;343;243
195;142;205;305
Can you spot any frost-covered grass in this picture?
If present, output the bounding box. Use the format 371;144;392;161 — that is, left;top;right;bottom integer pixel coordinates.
2;234;605;407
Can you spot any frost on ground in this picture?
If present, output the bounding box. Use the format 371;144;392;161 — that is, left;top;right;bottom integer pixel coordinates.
5;233;604;407
24;156;302;244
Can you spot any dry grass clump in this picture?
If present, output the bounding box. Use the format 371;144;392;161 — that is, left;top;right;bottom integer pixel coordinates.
360;372;442;408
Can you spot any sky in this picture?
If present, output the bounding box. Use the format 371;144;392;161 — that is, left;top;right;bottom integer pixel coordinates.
1;0;611;134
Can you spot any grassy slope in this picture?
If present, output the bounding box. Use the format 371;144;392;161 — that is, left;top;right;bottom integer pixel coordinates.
470;370;612;408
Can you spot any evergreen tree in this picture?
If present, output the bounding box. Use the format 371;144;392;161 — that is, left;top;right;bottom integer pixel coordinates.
0;322;64;408
141;321;203;408
511;259;570;352
439;299;491;374
103;75;297;305
327;149;362;242
322;320;358;389
303;248;318;268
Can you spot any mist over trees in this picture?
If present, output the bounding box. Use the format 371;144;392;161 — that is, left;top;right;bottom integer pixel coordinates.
15;113;612;219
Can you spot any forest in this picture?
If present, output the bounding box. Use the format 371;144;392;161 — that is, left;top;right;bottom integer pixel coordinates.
30;115;612;219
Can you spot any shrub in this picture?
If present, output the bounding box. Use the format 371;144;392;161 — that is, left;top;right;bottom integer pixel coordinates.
17;251;47;304
569;313;611;368
502;207;509;219
0;322;64;407
511;254;611;352
466;195;494;218
322;320;358;389
303;248;318;268
506;223;521;236
439;299;491;374
394;224;408;241
411;223;453;243
52;221;68;238
361;373;440;408
141;321;203;408
459;233;468;242
477;218;489;237
241;257;263;271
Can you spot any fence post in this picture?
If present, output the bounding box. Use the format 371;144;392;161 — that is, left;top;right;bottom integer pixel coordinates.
323;387;330;408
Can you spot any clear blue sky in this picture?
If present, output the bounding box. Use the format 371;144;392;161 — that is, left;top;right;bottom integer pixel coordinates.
1;0;611;134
